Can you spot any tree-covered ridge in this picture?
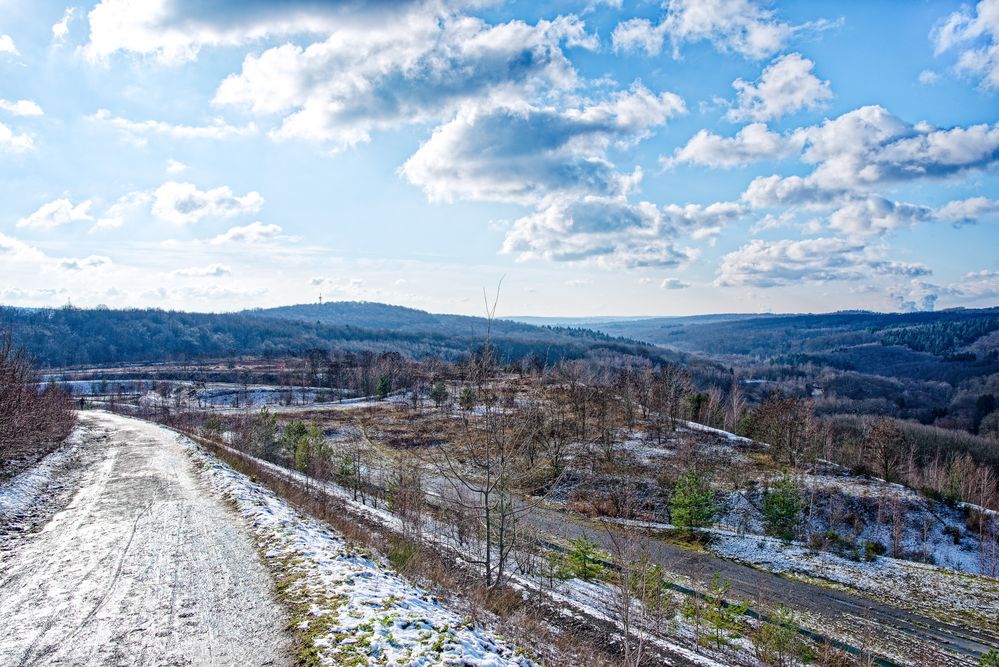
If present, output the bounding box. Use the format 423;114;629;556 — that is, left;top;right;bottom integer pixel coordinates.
0;303;667;369
878;317;999;357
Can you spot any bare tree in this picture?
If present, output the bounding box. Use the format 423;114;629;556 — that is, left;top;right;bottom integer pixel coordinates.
865;417;906;483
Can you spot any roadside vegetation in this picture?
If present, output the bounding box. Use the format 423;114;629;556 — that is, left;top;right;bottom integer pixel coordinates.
0;331;75;481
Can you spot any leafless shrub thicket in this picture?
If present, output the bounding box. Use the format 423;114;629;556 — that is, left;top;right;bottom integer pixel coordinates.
0;333;76;479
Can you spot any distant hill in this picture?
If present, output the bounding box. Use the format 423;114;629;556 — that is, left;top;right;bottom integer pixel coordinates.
0;302;673;369
577;307;999;383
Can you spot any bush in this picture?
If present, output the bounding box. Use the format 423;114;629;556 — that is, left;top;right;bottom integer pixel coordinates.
552;535;607;581
0;334;76;479
980;649;999;667
670;471;717;532
762;475;802;542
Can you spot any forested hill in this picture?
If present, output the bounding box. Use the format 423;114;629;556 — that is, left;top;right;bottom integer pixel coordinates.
0;302;667;369
578;308;999;360
247;301;572;338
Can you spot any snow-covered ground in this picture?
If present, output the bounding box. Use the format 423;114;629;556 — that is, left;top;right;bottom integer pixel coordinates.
183;431;538;667
0;411;292;667
710;530;999;628
0;432;78;526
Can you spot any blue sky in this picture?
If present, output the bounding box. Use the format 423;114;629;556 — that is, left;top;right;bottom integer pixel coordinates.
1;0;998;317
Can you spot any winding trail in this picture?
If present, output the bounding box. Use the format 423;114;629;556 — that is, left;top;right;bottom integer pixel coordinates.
0;411;292;667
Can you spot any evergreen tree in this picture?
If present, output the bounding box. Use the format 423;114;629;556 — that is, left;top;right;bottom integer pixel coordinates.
670;471;717;532
375;375;391;400
762;474;802;543
429;381;448;409
459;385;477;411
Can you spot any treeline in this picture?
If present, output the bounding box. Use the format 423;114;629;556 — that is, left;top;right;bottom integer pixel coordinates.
879;317;999;356
0;334;76;480
0;305;671;369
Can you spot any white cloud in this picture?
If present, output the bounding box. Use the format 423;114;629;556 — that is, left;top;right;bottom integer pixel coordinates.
166;159;187;174
83;0;441;64
660;277;690;289
210;221;283;245
89;109;256;143
663;123;802;169
932;0;999;90
743;106;999;203
152;181;263;225
937;196;999;225
213;12;594;149
0;35;17;55
16;198;93;230
91;191;152;232
662;0;793;59
402;85;684;205
52;8;74;42
918;69;941;85
58;255;112;271
715;237;931;287
0;121;33;152
612;18;666;55
172;263;232;277
501;196;706;269
827;196;934;238
0;232;44;261
726;53;832;122
0;99;44;116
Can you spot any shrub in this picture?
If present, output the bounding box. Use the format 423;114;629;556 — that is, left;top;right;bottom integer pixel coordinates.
552;535;607;581
670;471;717;532
762;475;802;543
980;649;999;667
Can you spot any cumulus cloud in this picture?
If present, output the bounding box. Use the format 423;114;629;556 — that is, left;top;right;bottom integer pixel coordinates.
58;255;112;271
214;11;595;149
663;123;802;169
166;159;187;174
743;106;999;207
0;35;17;55
89;109;256;144
500;196;714;269
0;232;45;261
52;8;74;42
83;0;447;64
660;277;690;289
715;237;931;287
210;221;283;245
0;121;33;153
827;196;934;238
937;196;999;225
172;263;232;277
0;99;44;116
918;69;941;85
92;191;153;232
726;53;832;122
402;85;684;205
17;198;93;230
612;18;667;55
662;0;794;59
152;181;263;225
932;0;999;90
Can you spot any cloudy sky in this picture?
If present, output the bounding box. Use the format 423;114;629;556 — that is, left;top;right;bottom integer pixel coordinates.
1;0;998;316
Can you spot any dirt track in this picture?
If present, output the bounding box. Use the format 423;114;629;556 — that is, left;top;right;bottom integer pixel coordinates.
0;411;292;667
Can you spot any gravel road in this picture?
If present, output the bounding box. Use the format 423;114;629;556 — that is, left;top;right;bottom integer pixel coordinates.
0;411;292;667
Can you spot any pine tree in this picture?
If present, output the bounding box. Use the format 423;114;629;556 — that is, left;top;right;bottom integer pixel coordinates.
670;471;717;533
762;474;802;543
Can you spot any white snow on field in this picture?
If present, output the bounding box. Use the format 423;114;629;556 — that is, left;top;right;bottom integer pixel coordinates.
0;435;77;523
710;531;999;624
179;431;536;667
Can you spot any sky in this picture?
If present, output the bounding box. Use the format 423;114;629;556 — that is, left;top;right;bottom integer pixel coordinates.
0;0;998;318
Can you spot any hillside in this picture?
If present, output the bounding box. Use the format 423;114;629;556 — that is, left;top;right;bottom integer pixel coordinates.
0;302;669;369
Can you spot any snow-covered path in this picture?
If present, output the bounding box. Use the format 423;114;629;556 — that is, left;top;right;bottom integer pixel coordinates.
0;411;292;667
